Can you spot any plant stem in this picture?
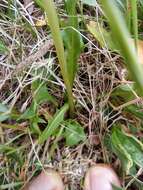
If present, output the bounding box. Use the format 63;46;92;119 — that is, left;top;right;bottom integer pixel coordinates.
42;0;74;116
126;0;132;32
130;0;138;49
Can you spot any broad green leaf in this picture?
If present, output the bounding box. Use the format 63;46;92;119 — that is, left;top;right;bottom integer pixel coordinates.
64;0;83;86
125;104;143;119
0;103;10;122
19;102;36;120
31;118;41;135
0;103;9;113
64;120;86;146
32;80;57;105
38;103;69;144
87;21;116;51
81;0;96;6
111;84;136;102
0;115;10;122
111;126;143;174
124;105;143;119
111;84;143;120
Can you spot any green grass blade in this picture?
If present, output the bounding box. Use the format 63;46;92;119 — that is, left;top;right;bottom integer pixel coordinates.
38;103;69;144
35;0;74;115
100;0;143;96
130;0;138;49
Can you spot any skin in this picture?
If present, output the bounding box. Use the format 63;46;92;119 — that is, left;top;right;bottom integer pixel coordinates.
84;165;121;190
21;169;64;190
22;165;121;190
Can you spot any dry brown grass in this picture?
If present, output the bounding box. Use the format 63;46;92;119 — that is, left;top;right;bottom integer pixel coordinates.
1;1;143;190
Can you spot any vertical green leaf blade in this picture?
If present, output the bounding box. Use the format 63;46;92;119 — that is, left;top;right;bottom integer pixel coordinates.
64;0;83;86
100;0;143;96
35;0;74;115
38;103;69;144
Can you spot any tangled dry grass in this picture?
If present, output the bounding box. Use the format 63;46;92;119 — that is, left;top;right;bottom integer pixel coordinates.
1;1;143;190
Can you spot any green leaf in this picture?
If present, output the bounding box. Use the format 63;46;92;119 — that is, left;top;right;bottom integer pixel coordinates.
34;0;44;9
0;115;10;122
111;126;143;174
100;0;143;96
32;80;57;105
64;0;84;86
31;118;41;135
111;84;135;100
87;21;117;51
111;84;143;120
64;120;86;146
38;103;69;144
0;103;10;122
0;103;9;113
0;40;8;53
125;104;143;120
34;0;74;115
19;102;37;120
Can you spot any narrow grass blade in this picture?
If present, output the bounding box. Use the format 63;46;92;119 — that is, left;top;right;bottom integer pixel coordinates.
100;0;143;96
38;103;69;144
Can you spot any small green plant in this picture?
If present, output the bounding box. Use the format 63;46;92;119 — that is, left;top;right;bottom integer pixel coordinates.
38;104;86;145
35;0;82;116
38;103;69;144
